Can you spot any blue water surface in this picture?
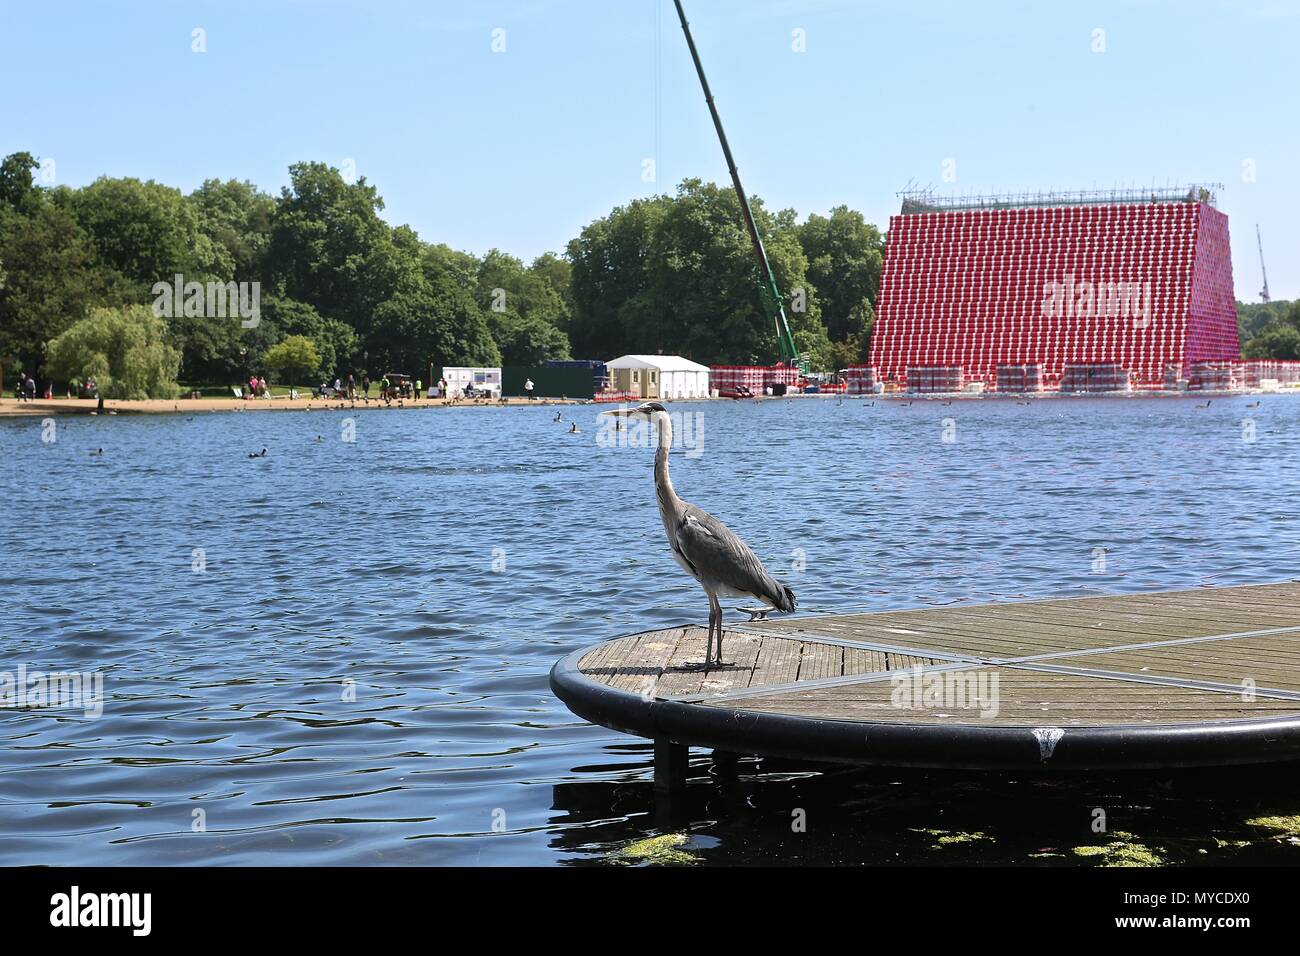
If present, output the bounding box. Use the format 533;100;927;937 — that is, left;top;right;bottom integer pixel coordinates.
3;395;1300;865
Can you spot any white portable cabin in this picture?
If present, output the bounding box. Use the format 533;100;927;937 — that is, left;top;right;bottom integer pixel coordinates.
441;367;502;398
606;355;710;400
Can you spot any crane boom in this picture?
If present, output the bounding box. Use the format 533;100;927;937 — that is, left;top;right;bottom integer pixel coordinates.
1257;224;1271;303
672;0;803;371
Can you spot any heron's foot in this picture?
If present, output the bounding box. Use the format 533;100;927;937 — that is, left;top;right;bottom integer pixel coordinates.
707;659;736;670
676;660;710;671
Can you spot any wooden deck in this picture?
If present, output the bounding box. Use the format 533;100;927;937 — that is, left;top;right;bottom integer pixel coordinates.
552;582;1300;776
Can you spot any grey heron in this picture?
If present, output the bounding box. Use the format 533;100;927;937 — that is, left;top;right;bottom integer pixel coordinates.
602;401;795;668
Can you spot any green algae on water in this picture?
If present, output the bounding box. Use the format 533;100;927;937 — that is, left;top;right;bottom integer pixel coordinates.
611;833;699;866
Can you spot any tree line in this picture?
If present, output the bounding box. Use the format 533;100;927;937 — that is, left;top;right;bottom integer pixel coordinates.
2;149;1291;400
0;152;883;399
1238;300;1300;360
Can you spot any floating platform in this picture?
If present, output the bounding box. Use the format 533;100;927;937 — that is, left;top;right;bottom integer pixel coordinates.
550;583;1300;784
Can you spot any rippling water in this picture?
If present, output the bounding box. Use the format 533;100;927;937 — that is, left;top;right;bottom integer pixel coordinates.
4;395;1300;865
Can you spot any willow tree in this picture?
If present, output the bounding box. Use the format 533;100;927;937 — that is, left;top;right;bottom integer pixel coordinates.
45;305;181;399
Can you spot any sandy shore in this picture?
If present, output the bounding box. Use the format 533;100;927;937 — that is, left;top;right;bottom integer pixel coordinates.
0;395;586;417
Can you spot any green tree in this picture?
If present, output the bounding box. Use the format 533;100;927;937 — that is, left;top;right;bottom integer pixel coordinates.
44;305;181;399
796;206;884;343
188;178;275;282
529;252;574;321
368;278;500;374
68;176;221;294
1243;301;1300;359
266;162;401;329
0;152;40;214
568;179;832;367
477;248;571;362
0;201;107;375
487;311;571;365
262;334;321;387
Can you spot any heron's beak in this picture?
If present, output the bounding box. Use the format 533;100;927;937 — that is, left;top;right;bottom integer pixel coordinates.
599;408;633;417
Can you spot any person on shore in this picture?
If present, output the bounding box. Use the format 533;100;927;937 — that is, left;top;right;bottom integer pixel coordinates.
525;378;535;401
25;374;36;400
380;375;390;402
347;373;355;399
362;375;370;399
414;379;422;402
259;376;268;398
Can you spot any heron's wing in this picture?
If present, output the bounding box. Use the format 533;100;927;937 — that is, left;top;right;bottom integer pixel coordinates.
674;504;794;611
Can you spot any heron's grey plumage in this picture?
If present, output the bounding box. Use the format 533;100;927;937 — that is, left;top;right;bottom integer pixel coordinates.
672;505;795;613
614;401;795;667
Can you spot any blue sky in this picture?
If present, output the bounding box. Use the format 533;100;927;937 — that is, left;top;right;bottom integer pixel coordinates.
1;0;1296;299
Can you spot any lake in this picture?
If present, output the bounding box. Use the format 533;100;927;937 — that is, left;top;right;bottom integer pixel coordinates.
4;394;1300;865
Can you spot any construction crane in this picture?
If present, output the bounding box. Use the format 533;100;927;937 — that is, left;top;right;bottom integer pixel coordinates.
672;0;806;372
1256;224;1271;303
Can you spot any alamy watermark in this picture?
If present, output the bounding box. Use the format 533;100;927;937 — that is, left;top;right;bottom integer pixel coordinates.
890;666;999;719
152;274;260;328
0;665;104;717
596;406;705;458
1041;274;1152;328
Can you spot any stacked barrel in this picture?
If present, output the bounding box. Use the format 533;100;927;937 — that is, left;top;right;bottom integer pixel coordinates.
709;365;802;394
906;366;964;393
994;364;1043;393
763;366;801;390
1060;363;1130;393
1187;361;1237;391
1242;361;1300;388
844;366;879;394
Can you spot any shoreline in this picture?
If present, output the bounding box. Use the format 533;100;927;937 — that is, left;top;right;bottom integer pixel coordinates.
0;395;587;417
4;387;1296;418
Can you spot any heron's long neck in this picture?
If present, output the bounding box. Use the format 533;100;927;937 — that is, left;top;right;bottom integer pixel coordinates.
653;412;679;505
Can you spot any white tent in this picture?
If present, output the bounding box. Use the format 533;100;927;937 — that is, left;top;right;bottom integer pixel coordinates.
606;355;711;399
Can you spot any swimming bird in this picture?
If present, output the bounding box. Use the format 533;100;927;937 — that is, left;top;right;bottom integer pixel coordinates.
89;447;103;456
600;401;796;668
1196;400;1212;409
569;422;580;433
248;447;267;458
553;411;563;422
1247;400;1261;408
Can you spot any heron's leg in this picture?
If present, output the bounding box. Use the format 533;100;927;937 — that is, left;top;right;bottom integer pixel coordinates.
716;604;726;665
712;594;732;667
704;600;715;667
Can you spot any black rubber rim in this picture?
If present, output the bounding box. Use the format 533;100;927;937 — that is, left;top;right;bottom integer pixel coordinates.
550;637;1300;771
